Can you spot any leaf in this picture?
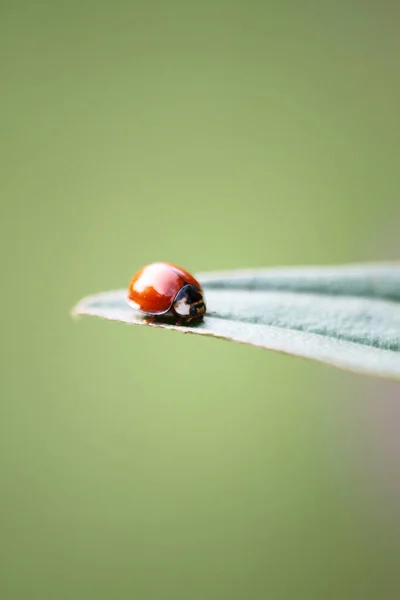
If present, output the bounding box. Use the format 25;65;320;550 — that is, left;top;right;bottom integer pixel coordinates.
72;262;400;380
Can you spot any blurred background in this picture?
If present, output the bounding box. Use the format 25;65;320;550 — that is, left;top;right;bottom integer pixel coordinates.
1;1;400;598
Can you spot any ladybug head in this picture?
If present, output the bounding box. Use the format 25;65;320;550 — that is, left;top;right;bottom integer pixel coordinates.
173;285;206;322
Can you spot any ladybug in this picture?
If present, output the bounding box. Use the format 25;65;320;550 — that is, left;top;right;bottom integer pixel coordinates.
127;262;206;325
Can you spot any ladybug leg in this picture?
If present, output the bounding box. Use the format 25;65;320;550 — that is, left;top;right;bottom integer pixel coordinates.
145;316;156;324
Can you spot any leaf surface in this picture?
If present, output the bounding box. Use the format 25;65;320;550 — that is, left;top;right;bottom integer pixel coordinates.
72;263;400;380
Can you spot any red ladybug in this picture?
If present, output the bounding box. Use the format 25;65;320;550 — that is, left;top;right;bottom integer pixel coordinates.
127;263;206;324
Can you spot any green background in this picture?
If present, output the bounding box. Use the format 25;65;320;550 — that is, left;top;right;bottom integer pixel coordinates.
1;1;400;598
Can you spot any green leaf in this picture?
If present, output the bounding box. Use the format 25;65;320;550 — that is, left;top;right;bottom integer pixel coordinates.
72;263;400;380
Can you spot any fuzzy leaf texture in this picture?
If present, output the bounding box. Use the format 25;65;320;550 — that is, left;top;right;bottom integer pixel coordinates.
72;263;400;380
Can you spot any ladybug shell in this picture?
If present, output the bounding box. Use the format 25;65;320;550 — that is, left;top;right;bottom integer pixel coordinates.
127;262;202;315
